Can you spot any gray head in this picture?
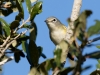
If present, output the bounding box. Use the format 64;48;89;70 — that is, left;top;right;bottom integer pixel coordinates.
45;16;62;31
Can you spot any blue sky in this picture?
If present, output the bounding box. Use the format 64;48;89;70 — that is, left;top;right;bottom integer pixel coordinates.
1;0;100;75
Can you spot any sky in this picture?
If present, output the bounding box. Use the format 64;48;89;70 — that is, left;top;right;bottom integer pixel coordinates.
0;0;100;75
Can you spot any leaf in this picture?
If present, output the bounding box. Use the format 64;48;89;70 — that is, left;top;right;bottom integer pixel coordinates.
82;66;91;72
18;35;29;41
56;40;69;63
10;20;20;30
0;55;9;62
97;59;100;63
0;8;13;17
90;70;100;75
27;40;39;66
87;20;100;37
58;67;74;75
0;18;10;36
18;12;24;19
73;10;92;41
96;45;100;49
85;51;100;59
30;1;42;21
16;0;24;18
23;24;30;28
12;40;17;47
22;41;27;52
26;0;31;13
96;64;100;69
15;15;21;21
0;22;2;35
14;52;20;63
29;21;37;41
38;59;54;74
10;47;25;62
37;46;46;59
30;0;37;3
54;48;62;67
28;67;40;75
19;51;25;57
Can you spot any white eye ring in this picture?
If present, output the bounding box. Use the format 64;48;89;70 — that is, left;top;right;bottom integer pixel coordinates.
52;18;57;23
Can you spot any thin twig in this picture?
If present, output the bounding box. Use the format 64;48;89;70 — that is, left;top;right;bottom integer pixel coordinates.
0;56;14;66
0;30;28;58
0;36;10;47
13;17;30;33
87;36;100;44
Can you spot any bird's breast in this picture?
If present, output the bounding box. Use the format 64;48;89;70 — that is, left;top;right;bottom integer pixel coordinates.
50;29;66;45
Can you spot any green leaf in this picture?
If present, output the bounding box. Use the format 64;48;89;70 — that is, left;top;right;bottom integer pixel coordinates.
18;12;24;19
14;52;20;63
82;66;91;72
19;50;25;57
0;22;2;35
54;48;62;67
0;18;10;36
56;40;69;63
10;20;20;30
90;70;100;75
29;21;37;41
15;15;21;22
12;40;17;47
58;67;74;75
85;51;100;59
98;59;100;63
23;24;30;28
87;20;100;37
38;58;54;74
18;35;29;41
27;40;39;66
22;41;26;52
96;64;100;69
21;37;29;52
30;0;37;3
30;1;42;21
26;0;31;13
96;45;100;49
16;0;24;19
73;10;92;42
37;46;46;59
28;67;40;75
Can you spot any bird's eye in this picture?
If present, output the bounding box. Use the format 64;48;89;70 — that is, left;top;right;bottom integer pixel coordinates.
52;18;57;23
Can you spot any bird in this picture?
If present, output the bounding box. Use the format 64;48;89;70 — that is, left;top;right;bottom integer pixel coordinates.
45;16;74;61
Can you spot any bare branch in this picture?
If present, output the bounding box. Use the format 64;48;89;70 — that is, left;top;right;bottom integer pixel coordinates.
65;0;82;43
0;36;10;48
13;17;30;33
87;36;100;44
0;30;28;58
0;56;14;66
53;0;82;75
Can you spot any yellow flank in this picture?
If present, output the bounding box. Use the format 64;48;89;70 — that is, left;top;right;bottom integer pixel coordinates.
62;25;67;34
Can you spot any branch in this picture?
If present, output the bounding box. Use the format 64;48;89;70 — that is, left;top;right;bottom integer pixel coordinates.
53;0;82;75
87;36;100;44
65;0;82;43
13;17;30;33
0;36;10;48
0;30;28;58
0;56;14;66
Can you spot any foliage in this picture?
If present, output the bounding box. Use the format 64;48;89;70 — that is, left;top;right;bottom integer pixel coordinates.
0;0;100;75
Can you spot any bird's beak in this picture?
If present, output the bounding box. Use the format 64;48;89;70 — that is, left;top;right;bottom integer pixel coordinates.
44;20;47;22
44;20;46;22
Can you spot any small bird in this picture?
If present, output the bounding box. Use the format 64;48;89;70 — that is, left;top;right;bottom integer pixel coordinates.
45;16;67;45
45;16;74;60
